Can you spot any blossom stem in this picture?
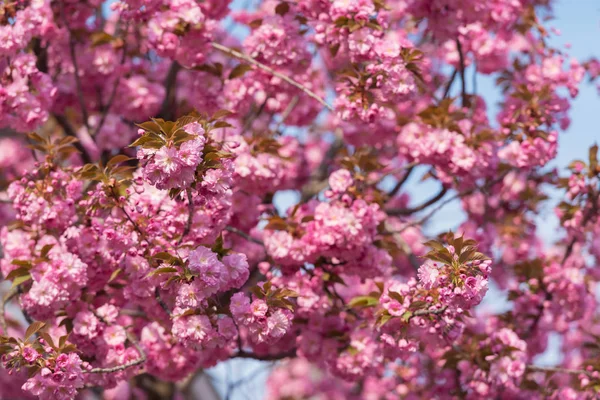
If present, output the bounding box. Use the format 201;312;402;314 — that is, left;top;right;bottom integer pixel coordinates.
210;42;334;112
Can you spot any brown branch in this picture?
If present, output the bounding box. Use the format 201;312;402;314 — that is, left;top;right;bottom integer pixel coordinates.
408;306;448;321
86;332;146;374
93;24;129;138
388;165;415;198
157;61;182;120
387;187;448;216
455;39;468;108
155;287;171;316
394;174;507;235
235;348;296;361
179;189;194;244
60;5;90;131
0;287;18;334
274;95;299;133
211;42;333;112
526;365;593;376
225;226;264;246
443;68;458;99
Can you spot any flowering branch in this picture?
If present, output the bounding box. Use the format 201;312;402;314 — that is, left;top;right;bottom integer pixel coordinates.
210;42;334;112
86;333;146;374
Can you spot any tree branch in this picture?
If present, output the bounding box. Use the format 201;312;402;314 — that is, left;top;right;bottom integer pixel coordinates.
211;42;333;112
388;165;415;199
387;187;448;216
234;348;296;361
0;287;18;334
526;365;593;376
455;39;468;108
225;226;264;246
60;5;90;131
158;61;182;120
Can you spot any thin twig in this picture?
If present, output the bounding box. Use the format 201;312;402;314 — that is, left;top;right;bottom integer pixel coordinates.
408;306;448;321
86;332;146;373
155;287;171;316
93;24;129;137
0;287;18;333
211;42;333;112
388;165;415;198
443;69;458;99
394;175;507;235
274;95;299;133
225;226;264;246
179;189;194;244
526;365;592;376
387;187;448;216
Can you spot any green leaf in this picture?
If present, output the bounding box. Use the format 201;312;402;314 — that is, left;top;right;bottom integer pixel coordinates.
401;310;413;322
11;273;32;289
348;295;379;308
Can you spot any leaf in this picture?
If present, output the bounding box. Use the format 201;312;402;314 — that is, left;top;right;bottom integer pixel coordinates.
212;109;234;120
136;120;163;136
24;322;46;341
90;31;114;47
228;64;253;79
147;267;178;277
11;259;32;268
329;43;340;57
39;332;56;350
11;273;32;288
5;267;31;281
275;2;290;15
39;244;54;259
409;300;427;310
264;216;288;231
401;310;413;322
248;19;263;28
388;291;404;303
108;268;122;283
348;295;379;308
107;155;132;170
274;288;299;298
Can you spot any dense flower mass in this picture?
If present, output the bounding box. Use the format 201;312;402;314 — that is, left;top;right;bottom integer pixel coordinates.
0;0;599;399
